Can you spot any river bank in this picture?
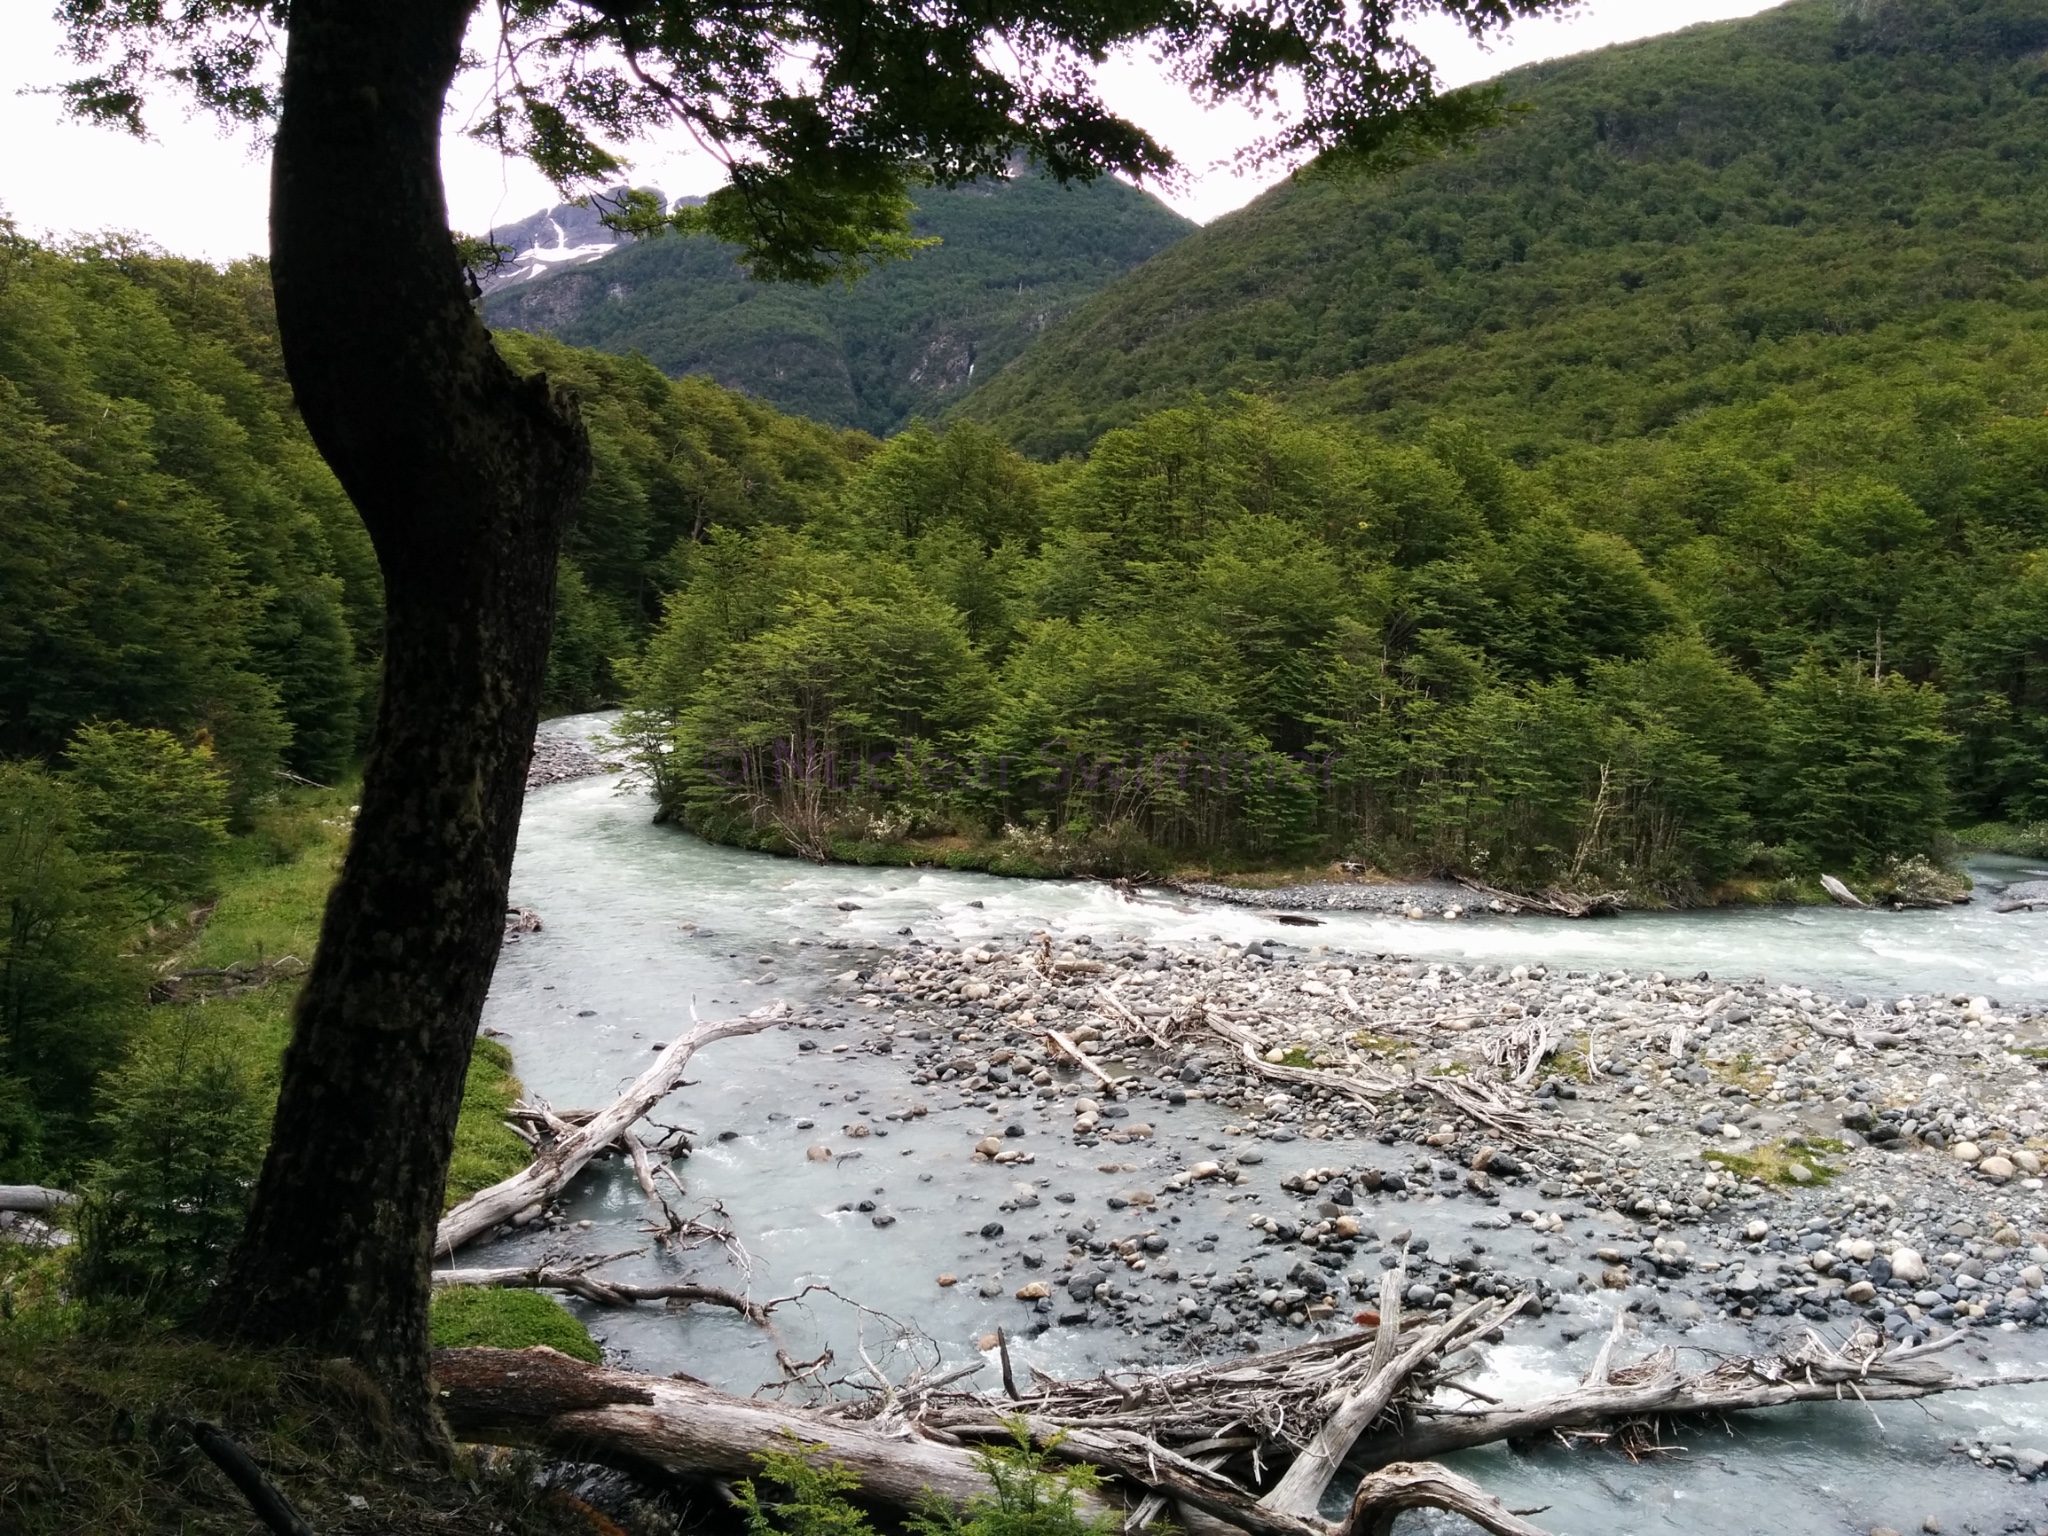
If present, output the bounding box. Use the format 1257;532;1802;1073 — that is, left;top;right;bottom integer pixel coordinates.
452;742;2048;1533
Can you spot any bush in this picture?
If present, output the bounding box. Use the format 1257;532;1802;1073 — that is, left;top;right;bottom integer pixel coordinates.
72;1005;268;1317
428;1286;600;1362
0;761;141;1181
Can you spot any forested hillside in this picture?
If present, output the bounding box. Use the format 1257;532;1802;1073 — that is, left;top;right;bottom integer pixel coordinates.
957;0;2048;458
620;383;2046;897
482;172;1193;435
0;230;857;1195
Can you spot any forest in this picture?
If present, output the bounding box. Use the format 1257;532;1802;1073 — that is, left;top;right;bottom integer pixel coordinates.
4;0;2048;1325
960;0;2048;458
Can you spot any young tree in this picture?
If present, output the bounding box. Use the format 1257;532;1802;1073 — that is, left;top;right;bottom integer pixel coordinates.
52;0;1575;1434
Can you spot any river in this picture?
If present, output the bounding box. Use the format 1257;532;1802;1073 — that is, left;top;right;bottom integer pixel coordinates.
473;718;2048;1535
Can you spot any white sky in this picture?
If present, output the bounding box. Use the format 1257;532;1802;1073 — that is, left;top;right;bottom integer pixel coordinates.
0;0;1783;262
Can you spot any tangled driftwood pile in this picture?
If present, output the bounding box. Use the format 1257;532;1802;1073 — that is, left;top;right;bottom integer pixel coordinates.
435;1281;2036;1536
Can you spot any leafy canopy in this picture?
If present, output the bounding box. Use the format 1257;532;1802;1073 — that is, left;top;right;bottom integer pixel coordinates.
57;0;1575;282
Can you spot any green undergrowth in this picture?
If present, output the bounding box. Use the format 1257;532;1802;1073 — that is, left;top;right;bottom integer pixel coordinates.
447;1037;534;1210
1955;821;2048;860
738;1424;1118;1536
165;782;532;1213
38;778;537;1313
428;1286;599;1362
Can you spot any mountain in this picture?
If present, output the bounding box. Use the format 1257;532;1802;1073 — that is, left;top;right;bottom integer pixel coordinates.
481;172;1193;435
955;0;2048;459
476;187;655;295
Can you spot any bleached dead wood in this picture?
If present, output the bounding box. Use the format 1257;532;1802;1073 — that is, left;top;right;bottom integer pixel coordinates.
432;1346;1096;1514
1195;1013;1566;1148
1362;1324;2048;1471
435;1001;784;1254
0;1185;77;1213
1341;1463;1552;1536
431;1262;771;1322
431;1290;2048;1536
1262;1293;1526;1518
1044;1027;1129;1090
1821;874;1868;909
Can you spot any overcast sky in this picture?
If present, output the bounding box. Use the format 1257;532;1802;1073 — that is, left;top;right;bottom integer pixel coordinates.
1;0;1783;262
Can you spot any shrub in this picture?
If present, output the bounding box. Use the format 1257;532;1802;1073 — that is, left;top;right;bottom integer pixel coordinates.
72;1005;268;1316
428;1286;600;1362
0;761;140;1181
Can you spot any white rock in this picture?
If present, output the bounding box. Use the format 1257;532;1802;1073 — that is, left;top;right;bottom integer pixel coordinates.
1889;1246;1929;1284
1951;1141;1983;1164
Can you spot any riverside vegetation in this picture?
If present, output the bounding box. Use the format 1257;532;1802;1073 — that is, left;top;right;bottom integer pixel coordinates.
5;0;2048;1522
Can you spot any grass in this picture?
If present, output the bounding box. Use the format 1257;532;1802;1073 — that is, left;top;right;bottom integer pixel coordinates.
429;1286;599;1362
448;1038;534;1210
158;780;535;1213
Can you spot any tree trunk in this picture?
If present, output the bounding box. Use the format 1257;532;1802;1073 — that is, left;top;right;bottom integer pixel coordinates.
204;0;591;1442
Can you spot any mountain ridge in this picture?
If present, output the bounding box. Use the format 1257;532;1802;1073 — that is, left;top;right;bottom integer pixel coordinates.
482;173;1193;436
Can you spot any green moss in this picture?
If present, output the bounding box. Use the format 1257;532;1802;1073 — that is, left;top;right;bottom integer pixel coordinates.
428;1286;600;1363
446;1038;533;1210
1703;1140;1838;1185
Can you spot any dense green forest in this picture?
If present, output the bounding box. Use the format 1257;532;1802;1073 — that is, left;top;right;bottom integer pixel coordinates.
6;0;2048;1309
620;382;2044;895
957;0;2048;459
483;173;1193;436
0;232;827;1252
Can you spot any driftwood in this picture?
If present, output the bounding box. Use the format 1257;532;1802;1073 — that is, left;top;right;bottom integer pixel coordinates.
1196;1013;1570;1149
1341;1464;1551;1536
1371;1312;2048;1469
434;1347;1029;1512
435;1001;784;1254
0;1185;77;1214
1044;1027;1129;1090
1454;878;1622;919
433;1268;2048;1536
1821;874;1868;909
432;1261;771;1323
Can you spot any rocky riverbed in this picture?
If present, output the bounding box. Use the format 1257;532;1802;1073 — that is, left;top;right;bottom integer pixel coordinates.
690;928;2048;1373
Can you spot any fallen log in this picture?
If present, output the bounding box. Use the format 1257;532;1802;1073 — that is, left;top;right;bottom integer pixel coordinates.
432;1347;1059;1513
1821;874;1868;909
436;1001;785;1255
432;1348;1547;1536
1454;878;1622;919
431;1263;771;1323
431;1296;2048;1536
0;1185;77;1214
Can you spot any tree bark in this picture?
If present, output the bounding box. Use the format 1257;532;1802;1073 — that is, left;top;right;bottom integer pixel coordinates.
204;0;590;1440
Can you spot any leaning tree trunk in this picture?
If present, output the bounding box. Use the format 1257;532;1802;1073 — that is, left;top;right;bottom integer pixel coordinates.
204;0;590;1440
